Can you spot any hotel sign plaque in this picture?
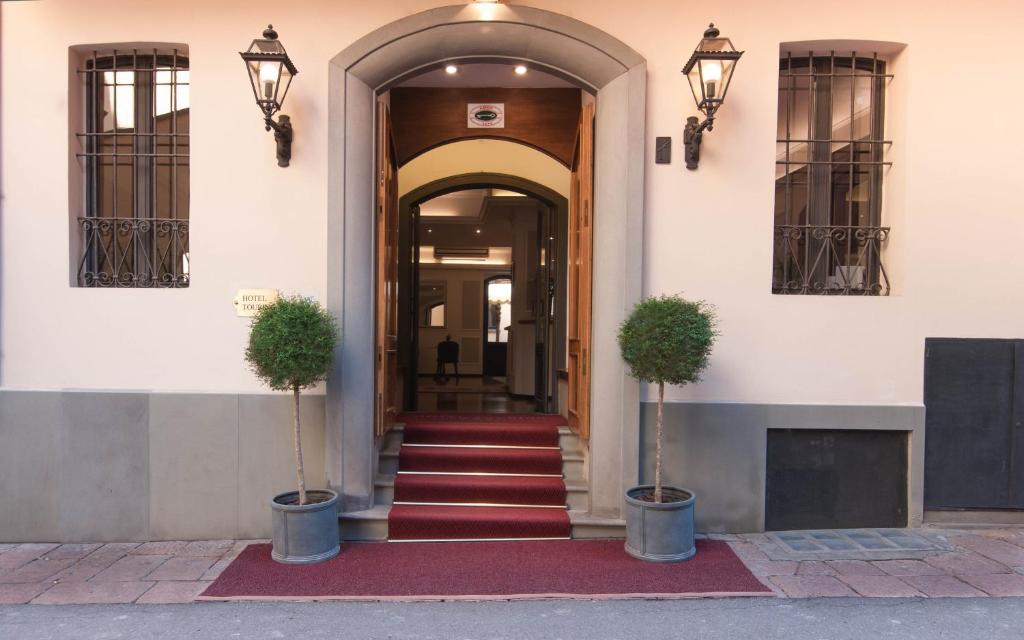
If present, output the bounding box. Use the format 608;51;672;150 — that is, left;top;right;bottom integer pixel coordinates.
233;288;280;317
467;103;505;128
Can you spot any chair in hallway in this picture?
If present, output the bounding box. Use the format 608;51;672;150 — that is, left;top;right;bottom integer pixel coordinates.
435;335;460;382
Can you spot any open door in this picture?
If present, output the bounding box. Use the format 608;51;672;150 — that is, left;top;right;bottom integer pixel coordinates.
534;205;555;413
567;103;594;438
375;98;400;437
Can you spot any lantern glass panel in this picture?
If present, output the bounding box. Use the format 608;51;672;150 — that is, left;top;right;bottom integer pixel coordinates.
258;60;283;100
698;36;734;54
687;57;737;111
276;65;294;107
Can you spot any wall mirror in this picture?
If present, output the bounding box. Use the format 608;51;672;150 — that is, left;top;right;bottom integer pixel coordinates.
419;281;446;327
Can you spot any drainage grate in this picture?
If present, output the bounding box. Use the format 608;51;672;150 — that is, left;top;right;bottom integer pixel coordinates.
759;529;954;561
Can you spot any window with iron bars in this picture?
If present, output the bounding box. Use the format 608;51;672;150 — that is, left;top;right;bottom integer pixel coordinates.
75;48;189;287
773;52;891;295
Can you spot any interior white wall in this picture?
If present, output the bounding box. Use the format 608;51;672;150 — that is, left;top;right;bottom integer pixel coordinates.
399;139;571;198
1;0;1022;406
417;265;510;376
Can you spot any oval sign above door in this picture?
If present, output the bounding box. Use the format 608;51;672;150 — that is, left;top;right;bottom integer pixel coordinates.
468;103;505;129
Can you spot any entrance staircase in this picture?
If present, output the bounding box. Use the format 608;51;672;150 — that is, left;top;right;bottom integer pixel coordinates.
340;413;625;540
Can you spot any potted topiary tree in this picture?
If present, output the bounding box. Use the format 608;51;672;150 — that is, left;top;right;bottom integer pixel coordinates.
245;295;340;564
618;294;717;562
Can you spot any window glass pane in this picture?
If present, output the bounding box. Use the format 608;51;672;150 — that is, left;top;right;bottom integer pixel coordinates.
429;305;445;327
851;72;873;141
154;68;189;116
102;71;135;132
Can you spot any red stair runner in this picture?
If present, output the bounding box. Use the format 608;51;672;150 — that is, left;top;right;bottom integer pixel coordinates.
400;412;566;427
398;445;563;475
394;474;567;506
387;414;571;540
403;421;559;447
389;505;569;540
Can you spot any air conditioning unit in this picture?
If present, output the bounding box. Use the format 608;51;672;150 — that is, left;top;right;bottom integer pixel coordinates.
434;247;490;260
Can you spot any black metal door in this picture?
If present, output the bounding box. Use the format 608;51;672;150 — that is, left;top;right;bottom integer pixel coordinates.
924;338;1024;509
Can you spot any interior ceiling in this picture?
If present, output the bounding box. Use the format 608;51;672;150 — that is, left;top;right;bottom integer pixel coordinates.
396;63;577;89
419;188;528;219
419;188;539;251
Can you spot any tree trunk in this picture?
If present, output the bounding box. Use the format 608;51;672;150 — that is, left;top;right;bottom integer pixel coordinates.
655;380;664;504
292;384;307;506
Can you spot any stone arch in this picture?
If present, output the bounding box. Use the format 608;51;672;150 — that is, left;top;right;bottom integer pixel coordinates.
327;4;645;524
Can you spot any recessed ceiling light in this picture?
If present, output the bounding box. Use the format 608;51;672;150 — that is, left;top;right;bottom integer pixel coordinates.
444;64;458;75
514;65;528;76
475;228;482;234
427;228;433;233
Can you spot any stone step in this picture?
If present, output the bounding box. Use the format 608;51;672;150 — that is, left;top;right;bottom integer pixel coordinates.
568;511;627;539
339;505;390;541
557;426;586;456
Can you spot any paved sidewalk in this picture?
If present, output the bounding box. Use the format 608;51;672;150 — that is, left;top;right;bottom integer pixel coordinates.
2;528;1023;604
0;540;259;604
725;527;1024;598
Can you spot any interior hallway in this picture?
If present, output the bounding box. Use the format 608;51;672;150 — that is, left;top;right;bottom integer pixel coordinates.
415;376;540;413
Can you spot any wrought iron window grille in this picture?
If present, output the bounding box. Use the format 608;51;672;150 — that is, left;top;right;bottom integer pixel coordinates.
773;52;891;295
75;49;190;287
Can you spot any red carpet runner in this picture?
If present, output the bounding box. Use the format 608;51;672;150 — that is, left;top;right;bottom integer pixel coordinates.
388;413;571;540
200;540;773;601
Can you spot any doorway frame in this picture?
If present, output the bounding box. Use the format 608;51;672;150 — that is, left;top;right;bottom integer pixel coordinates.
326;4;645;521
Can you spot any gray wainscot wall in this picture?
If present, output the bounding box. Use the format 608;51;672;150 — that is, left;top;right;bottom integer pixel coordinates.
0;390;326;543
639;402;926;533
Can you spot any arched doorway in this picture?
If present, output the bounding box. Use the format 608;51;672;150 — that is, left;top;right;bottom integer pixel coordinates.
327;4;645;524
397;172;570;416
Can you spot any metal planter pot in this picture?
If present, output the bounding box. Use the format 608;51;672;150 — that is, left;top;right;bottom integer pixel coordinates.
624;485;696;562
270;489;340;564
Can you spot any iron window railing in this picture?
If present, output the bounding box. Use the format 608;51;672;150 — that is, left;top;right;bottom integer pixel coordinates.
773;52;891;295
75;49;190;287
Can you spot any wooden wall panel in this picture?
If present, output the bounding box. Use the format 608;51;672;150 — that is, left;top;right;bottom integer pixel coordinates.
461;280;482;329
390;87;582;167
460;336;481;364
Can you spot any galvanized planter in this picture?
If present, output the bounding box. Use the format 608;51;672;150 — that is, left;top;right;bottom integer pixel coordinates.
270;489;340;564
624;485;696;562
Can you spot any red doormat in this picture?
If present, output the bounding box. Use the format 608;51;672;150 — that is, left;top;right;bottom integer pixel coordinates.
199;540;772;602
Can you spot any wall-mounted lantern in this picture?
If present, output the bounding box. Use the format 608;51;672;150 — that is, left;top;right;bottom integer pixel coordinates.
240;25;298;167
681;23;743;170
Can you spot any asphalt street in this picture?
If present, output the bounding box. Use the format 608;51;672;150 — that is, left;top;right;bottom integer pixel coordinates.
2;597;1023;640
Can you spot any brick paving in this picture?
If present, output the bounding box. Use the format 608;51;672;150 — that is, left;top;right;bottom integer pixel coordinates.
733;528;1024;599
1;529;1024;603
0;539;259;604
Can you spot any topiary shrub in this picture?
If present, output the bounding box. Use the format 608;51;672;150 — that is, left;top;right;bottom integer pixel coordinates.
246;296;338;505
618;295;717;503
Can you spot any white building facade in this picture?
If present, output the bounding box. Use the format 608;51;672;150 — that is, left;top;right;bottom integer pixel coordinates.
2;0;1022;542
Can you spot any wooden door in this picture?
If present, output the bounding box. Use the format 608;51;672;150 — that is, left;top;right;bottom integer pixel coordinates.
567;103;594;438
375;98;400;437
